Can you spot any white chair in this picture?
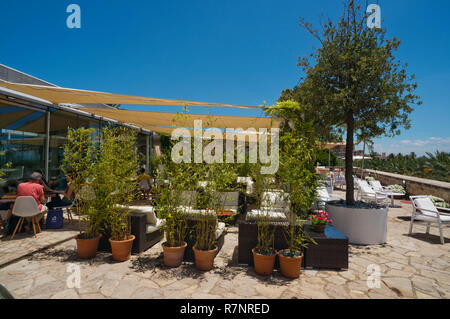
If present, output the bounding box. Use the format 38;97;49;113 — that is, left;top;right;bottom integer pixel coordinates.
237;177;254;195
11;196;43;239
316;186;333;210
369;180;389;193
333;173;345;189
261;190;290;214
409;196;450;245
357;180;389;205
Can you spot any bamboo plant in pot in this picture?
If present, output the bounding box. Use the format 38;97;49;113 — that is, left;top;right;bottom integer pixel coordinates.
192;178;220;271
91;126;139;262
192;210;218;271
191;161;235;271
248;168;278;276
61;128;102;259
252;212;277;276
265;100;320;277
278;223;314;279
154;155;194;267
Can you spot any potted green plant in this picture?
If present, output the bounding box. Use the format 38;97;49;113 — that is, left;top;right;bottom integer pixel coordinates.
90;126;139;262
191;161;235;271
278;222;313;279
154;155;193;267
192;210;218;271
308;211;333;233
252;211;276;276
160;211;188;267
61;128;101;259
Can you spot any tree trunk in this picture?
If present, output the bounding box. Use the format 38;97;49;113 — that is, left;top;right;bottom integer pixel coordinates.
345;110;355;205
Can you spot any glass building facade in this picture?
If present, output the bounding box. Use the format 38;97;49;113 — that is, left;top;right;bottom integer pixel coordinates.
0;96;151;195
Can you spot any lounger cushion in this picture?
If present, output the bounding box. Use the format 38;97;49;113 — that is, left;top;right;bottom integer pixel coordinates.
246;209;287;222
146;218;165;234
127;206;157;225
414;197;450;222
216;222;226;238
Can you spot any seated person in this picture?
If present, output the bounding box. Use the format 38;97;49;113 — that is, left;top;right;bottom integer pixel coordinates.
32;170;64;196
47;175;74;209
137;168;152;200
5;172;48;234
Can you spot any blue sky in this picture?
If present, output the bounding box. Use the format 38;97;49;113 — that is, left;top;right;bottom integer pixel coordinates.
1;0;449;155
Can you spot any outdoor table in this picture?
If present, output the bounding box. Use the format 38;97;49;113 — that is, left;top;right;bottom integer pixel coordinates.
0;195;17;204
303;224;348;269
384;191;404;208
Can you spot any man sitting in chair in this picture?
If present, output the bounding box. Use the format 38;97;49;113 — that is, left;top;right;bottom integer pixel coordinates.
4;172;49;234
16;172;48;227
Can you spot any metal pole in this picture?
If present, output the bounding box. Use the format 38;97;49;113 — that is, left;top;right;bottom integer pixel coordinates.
361;141;366;180
328;148;331;168
146;133;150;174
44;110;50;181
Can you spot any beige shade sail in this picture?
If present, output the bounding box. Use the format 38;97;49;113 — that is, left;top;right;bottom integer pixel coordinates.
0;80;261;109
320;142;360;150
82;107;280;135
321;143;346;150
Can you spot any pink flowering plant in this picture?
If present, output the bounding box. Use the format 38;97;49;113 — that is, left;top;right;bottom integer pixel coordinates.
308;211;333;226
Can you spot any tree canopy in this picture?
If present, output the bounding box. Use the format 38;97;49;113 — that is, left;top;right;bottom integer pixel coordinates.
280;0;421;204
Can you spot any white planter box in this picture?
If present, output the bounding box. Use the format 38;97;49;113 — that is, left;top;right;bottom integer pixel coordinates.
326;202;388;245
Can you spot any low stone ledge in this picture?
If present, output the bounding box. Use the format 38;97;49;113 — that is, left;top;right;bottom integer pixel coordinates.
354;168;450;202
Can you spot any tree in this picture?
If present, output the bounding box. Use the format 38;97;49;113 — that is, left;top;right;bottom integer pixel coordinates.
315;149;337;167
285;0;421;205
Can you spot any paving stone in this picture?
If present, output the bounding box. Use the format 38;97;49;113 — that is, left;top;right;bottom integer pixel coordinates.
99;279;119;297
191;292;222;299
385;262;404;271
254;285;286;298
382;277;415;298
232;282;258;297
80;293;106;299
111;277;140;299
197;277;219;294
415;291;439;299
51;289;79;299
131;287;162;299
324;283;351;299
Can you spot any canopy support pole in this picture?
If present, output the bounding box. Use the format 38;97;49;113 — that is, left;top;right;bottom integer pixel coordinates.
361;141;366;180
44;110;50;181
146;134;150;174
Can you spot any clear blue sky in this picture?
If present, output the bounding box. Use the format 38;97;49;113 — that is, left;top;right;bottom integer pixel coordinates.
1;0;449;155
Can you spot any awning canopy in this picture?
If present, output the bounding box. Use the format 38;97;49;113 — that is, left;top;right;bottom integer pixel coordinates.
321;143;346;150
320;142;360;150
0;80;261;109
0;81;280;136
82;107;280;135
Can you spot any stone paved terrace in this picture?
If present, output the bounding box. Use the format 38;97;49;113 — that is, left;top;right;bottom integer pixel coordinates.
0;191;449;299
0;222;79;268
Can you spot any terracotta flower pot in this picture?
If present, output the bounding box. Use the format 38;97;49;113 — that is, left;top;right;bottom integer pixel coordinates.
278;249;303;279
252;248;276;276
162;241;187;267
109;235;135;262
193;245;218;271
313;224;326;233
76;234;101;259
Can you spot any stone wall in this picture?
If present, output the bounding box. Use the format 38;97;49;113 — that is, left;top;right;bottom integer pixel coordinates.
354;167;450;202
